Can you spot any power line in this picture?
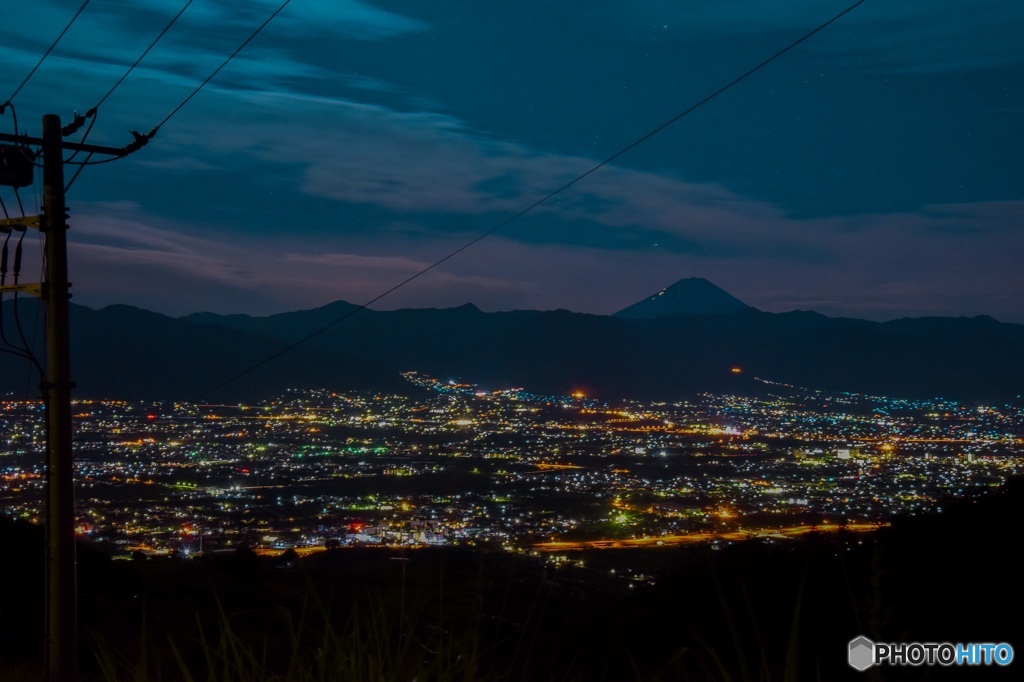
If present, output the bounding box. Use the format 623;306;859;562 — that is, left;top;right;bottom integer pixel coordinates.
3;0;93;106
63;113;98;192
56;0;292;171
157;0;293;131
93;0;196;112
1;100;22;137
58;0;195;150
194;0;870;399
0;208;45;375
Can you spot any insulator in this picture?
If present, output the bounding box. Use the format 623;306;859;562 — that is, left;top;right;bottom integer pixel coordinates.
122;128;156;156
61;112;86;137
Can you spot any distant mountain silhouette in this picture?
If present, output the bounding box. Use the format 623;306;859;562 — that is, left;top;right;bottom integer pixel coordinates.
3;291;1023;403
0;300;404;402
614;277;751;319
184;298;1023;404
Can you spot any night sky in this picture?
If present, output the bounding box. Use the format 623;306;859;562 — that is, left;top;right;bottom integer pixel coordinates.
2;1;1022;321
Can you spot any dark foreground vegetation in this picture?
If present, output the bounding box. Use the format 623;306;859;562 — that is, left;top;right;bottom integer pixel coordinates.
2;478;1022;681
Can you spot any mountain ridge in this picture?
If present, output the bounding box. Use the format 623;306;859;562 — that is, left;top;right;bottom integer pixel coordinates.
2;280;1021;403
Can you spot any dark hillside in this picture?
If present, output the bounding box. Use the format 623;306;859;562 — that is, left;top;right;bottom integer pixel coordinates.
2;478;1020;679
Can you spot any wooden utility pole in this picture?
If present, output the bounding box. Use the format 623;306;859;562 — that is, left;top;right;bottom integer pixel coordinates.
1;115;138;681
41;112;77;682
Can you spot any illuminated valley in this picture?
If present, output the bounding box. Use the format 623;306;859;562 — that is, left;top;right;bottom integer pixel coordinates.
3;373;1020;571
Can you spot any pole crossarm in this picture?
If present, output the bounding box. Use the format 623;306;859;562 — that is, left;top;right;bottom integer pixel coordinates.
1;215;41;231
0;282;42;297
0;130;148;157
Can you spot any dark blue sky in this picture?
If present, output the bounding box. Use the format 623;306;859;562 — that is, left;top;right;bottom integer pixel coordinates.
2;0;1022;321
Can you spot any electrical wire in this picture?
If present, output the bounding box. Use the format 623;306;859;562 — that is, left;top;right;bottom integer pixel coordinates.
94;0;196;112
154;0;293;131
2;101;21;137
12;188;26;218
12;230;43;374
63;154;124;167
58;0;192;186
63;107;98;166
0;159;46;376
0;230;44;373
59;0;194;151
2;1;195;200
3;0;93;106
63;108;99;191
18;289;44;393
53;0;290;171
34;160;45;291
63;150;94;193
193;0;870;400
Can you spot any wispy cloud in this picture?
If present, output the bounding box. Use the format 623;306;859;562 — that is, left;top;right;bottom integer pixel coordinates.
65;191;1024;323
4;1;1020;323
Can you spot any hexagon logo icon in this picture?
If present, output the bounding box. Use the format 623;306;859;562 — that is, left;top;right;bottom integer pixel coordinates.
848;636;875;671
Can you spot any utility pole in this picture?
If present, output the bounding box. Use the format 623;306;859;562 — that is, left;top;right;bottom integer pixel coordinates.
1;115;145;682
41;113;76;682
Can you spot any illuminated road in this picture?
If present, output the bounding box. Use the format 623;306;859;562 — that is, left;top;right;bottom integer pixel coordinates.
243;523;886;557
532;523;885;552
254;545;328;558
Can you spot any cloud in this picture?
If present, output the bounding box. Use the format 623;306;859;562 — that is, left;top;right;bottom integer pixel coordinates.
5;2;1020;325
63;192;1024;324
274;0;430;39
151;86;782;241
65;203;532;315
0;0;426;141
71;80;1022;321
108;0;429;41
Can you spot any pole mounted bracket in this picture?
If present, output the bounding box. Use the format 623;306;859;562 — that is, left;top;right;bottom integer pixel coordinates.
0;282;42;297
0;129;146;158
0;215;42;232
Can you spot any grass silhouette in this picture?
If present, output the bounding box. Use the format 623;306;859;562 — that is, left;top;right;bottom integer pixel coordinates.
3;478;1022;681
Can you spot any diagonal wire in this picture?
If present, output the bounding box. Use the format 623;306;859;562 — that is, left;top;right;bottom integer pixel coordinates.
3;0;92;106
93;0;196;112
61;0;291;169
0;230;45;374
62;0;191;179
193;0;870;399
0;230;35;363
155;0;293;131
1;101;21;136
